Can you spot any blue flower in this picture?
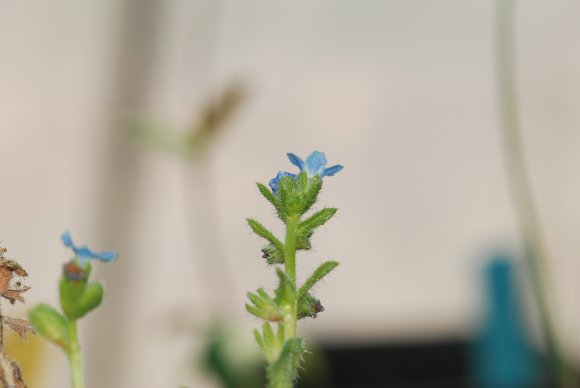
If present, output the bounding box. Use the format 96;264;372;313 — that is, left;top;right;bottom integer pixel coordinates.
287;151;343;178
61;231;118;265
268;151;343;193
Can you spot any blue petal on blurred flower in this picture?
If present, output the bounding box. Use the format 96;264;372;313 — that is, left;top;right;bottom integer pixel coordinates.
61;231;118;264
269;171;297;193
287;151;343;178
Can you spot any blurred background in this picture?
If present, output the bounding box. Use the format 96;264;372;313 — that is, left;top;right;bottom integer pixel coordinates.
1;1;580;387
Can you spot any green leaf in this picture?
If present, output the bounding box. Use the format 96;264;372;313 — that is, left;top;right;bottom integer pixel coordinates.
295;232;312;251
247;219;284;251
267;337;304;386
274;269;296;307
28;304;69;349
253;329;265;353
126;117;191;157
60;279;104;320
300;175;322;214
263;322;275;346
257;183;287;222
258;322;284;365
246;290;283;322
298;261;339;299
261;243;284;265
299;208;338;234
298;293;324;319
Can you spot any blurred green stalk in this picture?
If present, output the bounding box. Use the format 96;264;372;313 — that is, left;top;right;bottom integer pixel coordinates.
495;1;573;386
66;319;84;388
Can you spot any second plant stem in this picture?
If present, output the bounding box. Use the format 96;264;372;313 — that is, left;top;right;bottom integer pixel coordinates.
67;319;84;388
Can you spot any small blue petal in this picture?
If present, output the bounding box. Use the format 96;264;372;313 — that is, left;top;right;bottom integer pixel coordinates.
286;153;305;170
61;231;118;264
92;251;118;263
321;164;344;177
61;231;74;248
304;151;327;176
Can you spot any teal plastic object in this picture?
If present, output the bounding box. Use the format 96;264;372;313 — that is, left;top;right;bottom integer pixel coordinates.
471;254;539;387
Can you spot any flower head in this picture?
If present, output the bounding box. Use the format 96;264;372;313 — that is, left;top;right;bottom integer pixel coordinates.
287;151;343;178
61;231;118;265
268;151;343;193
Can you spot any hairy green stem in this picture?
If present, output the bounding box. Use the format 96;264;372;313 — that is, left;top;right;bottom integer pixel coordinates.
283;215;299;343
66;319;84;388
495;1;570;385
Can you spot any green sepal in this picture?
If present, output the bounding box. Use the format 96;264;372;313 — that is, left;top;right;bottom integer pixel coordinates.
257;323;285;365
276;172;323;217
296;231;313;251
299;208;337;235
261;232;311;265
60;276;104;320
298;261;339;300
278;175;303;215
300;174;322;214
267;337;304;386
257;183;287;222
261;243;284;265
246;289;283;322
297;293;324;319
247;219;284;251
274;269;296;307
254;328;265;354
28;304;69;349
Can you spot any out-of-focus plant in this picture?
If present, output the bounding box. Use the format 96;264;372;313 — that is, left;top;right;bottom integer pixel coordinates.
128;82;248;387
0;245;34;387
28;232;118;388
127;82;246;160
246;151;342;387
495;1;572;386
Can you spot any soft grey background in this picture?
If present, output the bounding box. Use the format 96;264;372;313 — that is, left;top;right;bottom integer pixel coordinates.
1;1;579;387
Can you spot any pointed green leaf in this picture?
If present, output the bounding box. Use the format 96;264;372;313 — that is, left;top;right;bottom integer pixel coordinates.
247;219;284;251
276;324;285;348
263;322;276;346
261;243;284;265
299;208;338;234
257;183;287;222
267;337;304;386
28;304;69;349
254;328;265;353
300;175;322;214
246;290;283;322
298;293;324;319
61;279;104;320
298;261;339;299
274;268;296;306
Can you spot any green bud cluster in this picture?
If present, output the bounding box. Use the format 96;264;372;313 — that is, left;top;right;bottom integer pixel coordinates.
29;261;107;388
29;262;104;350
246;171;339;388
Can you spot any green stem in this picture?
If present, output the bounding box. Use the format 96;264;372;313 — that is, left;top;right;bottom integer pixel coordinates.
283;215;299;341
495;1;570;385
66;319;84;388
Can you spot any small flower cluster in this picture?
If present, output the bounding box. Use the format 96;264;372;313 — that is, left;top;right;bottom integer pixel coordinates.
246;151;342;387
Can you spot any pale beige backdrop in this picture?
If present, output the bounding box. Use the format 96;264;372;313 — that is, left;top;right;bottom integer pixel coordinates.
1;1;579;387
